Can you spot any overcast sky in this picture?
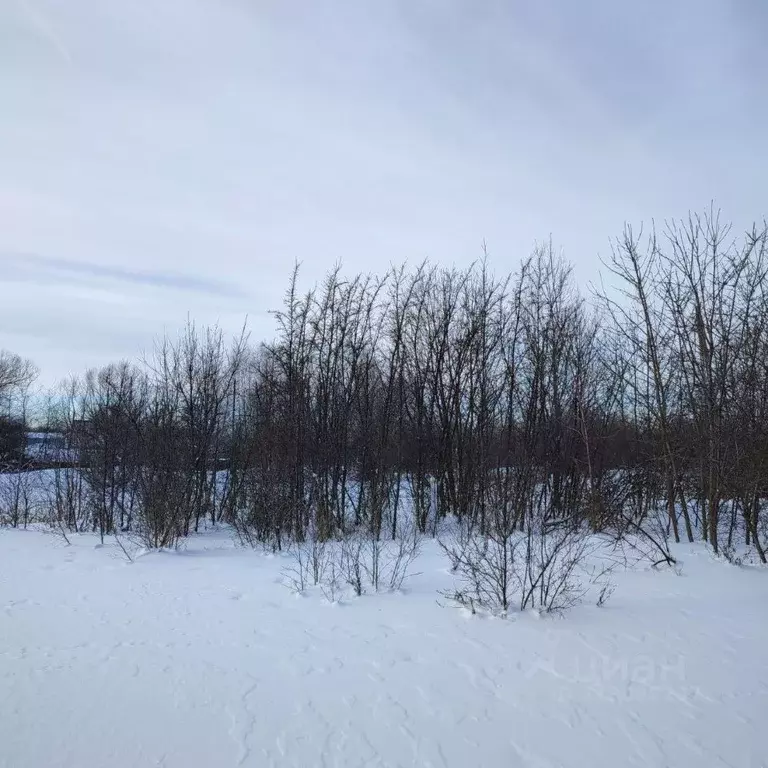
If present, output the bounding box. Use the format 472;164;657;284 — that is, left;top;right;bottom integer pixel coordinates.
1;0;766;385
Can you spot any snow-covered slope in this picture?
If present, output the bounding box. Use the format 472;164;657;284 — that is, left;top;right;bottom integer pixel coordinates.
1;528;766;767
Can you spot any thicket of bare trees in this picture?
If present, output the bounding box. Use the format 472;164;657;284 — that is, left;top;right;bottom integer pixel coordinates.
25;325;248;548
602;211;768;562
2;210;768;607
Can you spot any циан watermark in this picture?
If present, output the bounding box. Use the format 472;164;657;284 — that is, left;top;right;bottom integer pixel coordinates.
524;631;687;700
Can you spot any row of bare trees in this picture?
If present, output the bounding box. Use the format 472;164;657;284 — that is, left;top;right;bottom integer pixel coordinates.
604;210;768;560
3;211;767;569
27;325;248;547
231;248;603;550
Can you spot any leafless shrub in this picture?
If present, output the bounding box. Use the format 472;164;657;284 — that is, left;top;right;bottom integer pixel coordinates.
47;465;87;533
611;505;677;568
114;530;135;563
363;521;423;593
308;533;331;586
320;559;343;604
363;534;385;591
518;522;593;614
439;519;521;617
43;502;72;547
282;541;309;593
596;580;615;608
441;508;606;617
386;520;422;591
0;469;35;528
438;516;475;573
282;521;330;592
721;544;744;566
341;534;366;596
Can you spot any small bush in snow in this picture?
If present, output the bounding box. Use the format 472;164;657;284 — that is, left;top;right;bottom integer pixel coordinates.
320;560;343;604
386;521;422;591
610;506;677;569
282;522;331;593
440;511;610;617
341;534;366;596
440;518;520;616
302;521;423;602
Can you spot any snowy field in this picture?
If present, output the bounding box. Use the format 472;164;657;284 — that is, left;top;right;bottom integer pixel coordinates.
1;528;767;768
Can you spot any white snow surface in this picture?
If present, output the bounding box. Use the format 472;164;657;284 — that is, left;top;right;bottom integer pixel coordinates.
1;528;767;768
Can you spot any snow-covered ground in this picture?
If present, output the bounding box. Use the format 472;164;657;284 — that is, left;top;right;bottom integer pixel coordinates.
1;528;766;768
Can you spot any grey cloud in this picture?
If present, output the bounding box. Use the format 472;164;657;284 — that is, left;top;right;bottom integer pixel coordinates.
2;252;247;299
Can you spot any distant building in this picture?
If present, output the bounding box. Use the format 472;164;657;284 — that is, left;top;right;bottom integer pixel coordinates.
24;432;69;463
